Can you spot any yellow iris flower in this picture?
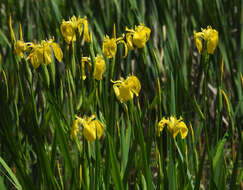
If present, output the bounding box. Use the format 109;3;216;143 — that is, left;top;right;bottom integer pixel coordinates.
158;116;188;139
194;26;218;54
74;115;104;142
81;55;106;80
27;39;63;69
60;15;90;44
112;75;141;103
102;25;127;58
126;24;151;50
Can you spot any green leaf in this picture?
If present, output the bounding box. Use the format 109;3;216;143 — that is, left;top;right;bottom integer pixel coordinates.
0;156;22;190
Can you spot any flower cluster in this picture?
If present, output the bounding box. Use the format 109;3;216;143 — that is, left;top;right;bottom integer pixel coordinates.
102;24;150;59
71;115;104;142
194;26;218;54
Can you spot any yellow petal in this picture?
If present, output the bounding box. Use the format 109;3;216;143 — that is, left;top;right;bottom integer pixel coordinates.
82;18;90;42
206;29;218;54
133;25;151;48
125;75;141;96
60;21;76;44
51;42;63;62
177;121;188;139
126;33;134;50
44;46;52;65
117;39;128;58
194;32;203;54
158;118;167;136
93;55;106;80
71;119;79;139
102;36;117;58
92;120;104;139
118;85;134;102
83;123;96;141
14;40;27;58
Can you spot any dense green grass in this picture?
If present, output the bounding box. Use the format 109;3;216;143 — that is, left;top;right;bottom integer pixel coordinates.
0;0;242;189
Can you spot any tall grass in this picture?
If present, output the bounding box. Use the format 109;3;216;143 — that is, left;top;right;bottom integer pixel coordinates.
0;0;242;189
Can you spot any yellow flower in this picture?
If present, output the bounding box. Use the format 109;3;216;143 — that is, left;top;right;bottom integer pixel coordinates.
112;75;141;103
126;24;151;49
158;116;188;139
60;15;90;44
194;26;218;54
102;35;128;58
71;119;80;139
102;25;127;58
27;38;63;69
75;115;104;142
81;55;106;80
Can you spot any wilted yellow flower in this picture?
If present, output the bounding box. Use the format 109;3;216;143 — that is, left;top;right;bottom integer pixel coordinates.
194;26;218;54
81;55;106;80
75;115;104;142
60;16;90;44
158;116;188;139
126;24;151;49
112;75;141;103
27;38;63;69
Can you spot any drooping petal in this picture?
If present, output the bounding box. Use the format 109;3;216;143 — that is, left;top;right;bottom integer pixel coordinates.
60;20;76;44
158;118;168;136
117;39;128;58
206;29;218;54
92;120;104;139
83;122;96;141
51;42;63;62
126;33;134;50
44;46;52;65
177;121;188;139
71;119;80;139
102;36;117;58
125;75;141;96
93;55;106;80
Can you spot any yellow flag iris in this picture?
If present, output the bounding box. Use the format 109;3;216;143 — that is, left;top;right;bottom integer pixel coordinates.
27;38;63;69
102;35;128;58
112;75;141;103
102;24;127;58
126;24;151;49
194;26;218;54
60;15;90;44
74;115;104;142
158;116;188;139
